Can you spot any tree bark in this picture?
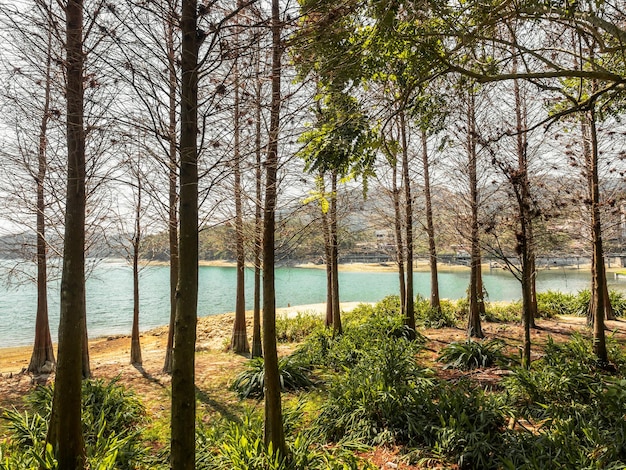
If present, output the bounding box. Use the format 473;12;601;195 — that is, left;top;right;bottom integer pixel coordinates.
28;18;55;375
321;176;333;327
583;105;608;363
400;111;415;335
251;48;263;359
170;0;199;467
131;176;142;366
330;171;342;336
231;43;250;354
262;0;287;454
391;153;406;313
421;128;440;311
45;0;86;465
163;4;179;374
467;91;484;338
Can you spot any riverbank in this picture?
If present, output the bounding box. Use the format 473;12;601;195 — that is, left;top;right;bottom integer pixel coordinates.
0;302;366;376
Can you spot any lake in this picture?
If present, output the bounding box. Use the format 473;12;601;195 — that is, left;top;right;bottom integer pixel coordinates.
1;260;623;347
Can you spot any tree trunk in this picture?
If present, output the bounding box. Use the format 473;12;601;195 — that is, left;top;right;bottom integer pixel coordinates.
251;47;263;359
28;20;55;375
467;91;484;338
400;111;415;335
131;176;142;366
583;105;608;364
330;171;342;336
45;0;86;465
163;6;179;374
231;45;250;354
171;0;199;467
391;153;406;313
262;0;286;455
421;128;440;310
514;75;533;366
321;176;333;327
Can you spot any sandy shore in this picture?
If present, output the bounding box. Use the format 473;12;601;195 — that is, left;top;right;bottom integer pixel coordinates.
0;301;368;376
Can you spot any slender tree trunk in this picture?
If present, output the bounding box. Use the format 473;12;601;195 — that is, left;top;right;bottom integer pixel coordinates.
391;154;406;313
514;75;533;366
163;5;179;374
46;0;86;465
421;128;440;310
231;43;250;354
131;176;142;366
583;105;608;363
262;0;286;454
467;91;484;338
251;48;263;359
400;111;415;335
171;0;199;467
321;176;333;327
330;171;342;336
29;19;55;374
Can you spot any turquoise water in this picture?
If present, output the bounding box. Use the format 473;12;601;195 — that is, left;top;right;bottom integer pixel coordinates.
1;260;623;347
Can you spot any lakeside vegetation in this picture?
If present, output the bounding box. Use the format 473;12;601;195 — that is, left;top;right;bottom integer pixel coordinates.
2;293;625;469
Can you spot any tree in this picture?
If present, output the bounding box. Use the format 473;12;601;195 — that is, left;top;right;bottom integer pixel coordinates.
170;0;199;467
230;6;250;353
262;0;287;454
0;0;61;375
45;0;87;466
465;88;484;339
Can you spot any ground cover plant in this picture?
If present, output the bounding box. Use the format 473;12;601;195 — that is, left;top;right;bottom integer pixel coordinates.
1;295;625;469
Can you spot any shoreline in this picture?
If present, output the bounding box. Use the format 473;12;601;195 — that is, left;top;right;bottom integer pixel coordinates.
0;301;367;375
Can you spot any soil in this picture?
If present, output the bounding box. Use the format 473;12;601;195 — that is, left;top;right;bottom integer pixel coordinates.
1;305;625;469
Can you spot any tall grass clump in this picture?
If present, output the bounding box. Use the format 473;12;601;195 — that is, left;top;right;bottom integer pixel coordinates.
276;311;324;342
1;379;146;470
536;290;579;317
437;339;509;370
230;356;315;399
499;334;626;468
196;406;374;470
415;296;459;328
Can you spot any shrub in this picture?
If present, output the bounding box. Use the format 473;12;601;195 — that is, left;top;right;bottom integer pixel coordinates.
536;290;579;317
483;301;522;322
416;297;458;328
230;356;314;399
197;406;375;470
276;311;324;343
437;339;509;370
609;290;626;317
1;379;146;470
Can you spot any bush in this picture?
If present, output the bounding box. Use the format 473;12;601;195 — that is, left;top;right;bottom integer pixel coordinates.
415;296;458;328
294;297;426;372
314;337;431;445
500;335;626;468
276;311;324;342
483;301;522;323
437;339;509;370
230;356;315;399
536;290;579;317
197;406;375;470
1;379;146;470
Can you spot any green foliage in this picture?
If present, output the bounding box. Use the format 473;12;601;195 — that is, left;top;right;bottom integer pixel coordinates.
1;379;146;470
437;339;509;370
609;290;626;317
314;337;432;445
500;335;626;468
276;311;324;343
230;356;315;399
293;297;426;372
415;296;458;328
482;301;522;323
536;290;579;317
196;406;375;470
